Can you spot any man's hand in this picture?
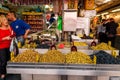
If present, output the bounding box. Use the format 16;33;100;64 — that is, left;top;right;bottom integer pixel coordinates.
24;29;30;39
23;35;27;39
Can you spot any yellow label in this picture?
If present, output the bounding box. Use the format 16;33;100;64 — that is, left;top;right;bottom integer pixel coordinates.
18;41;21;48
89;33;94;38
93;55;97;64
10;51;14;61
112;50;117;58
36;55;39;62
108;41;111;46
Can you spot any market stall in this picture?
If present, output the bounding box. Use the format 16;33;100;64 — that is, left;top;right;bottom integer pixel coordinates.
6;48;120;80
0;0;120;80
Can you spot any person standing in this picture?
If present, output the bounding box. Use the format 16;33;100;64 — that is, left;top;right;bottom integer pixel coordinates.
49;13;56;25
0;15;15;80
105;18;118;47
115;25;120;50
97;19;107;43
56;13;62;42
7;11;31;46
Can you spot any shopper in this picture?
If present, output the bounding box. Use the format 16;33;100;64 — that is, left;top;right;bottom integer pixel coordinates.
97;19;107;43
0;15;15;80
7;11;31;46
115;25;120;50
49;13;56;24
56;13;62;42
105;18;118;47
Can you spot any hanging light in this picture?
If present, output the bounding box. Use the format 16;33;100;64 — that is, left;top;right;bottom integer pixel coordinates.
49;8;53;11
45;4;50;8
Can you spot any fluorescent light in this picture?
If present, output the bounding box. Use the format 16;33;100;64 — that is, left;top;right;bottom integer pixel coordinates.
111;9;120;12
103;0;111;3
96;14;100;16
101;12;109;15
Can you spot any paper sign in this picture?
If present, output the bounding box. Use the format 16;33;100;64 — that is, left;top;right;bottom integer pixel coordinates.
63;10;77;31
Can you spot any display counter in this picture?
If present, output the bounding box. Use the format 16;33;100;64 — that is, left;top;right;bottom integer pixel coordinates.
7;49;120;80
7;63;120;76
7;63;120;80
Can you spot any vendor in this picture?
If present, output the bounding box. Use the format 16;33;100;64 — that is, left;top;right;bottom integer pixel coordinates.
50;45;57;50
71;46;77;52
39;40;50;49
91;41;96;46
90;36;97;46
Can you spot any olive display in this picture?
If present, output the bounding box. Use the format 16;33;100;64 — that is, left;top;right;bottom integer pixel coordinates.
116;56;120;64
66;51;93;64
90;50;120;64
11;49;120;64
91;43;115;50
74;42;87;46
41;50;65;63
11;49;41;62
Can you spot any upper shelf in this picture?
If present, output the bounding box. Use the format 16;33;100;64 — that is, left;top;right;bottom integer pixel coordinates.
22;12;43;15
0;8;9;14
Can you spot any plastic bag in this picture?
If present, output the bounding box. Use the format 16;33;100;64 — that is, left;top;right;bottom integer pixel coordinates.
10;37;19;57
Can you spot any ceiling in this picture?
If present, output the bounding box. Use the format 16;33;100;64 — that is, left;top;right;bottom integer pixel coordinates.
95;0;120;12
3;0;54;5
1;0;120;13
95;0;111;6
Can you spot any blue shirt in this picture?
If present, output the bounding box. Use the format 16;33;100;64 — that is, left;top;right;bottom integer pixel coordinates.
49;17;55;24
10;19;30;37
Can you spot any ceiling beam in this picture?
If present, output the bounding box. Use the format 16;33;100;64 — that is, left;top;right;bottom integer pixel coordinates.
96;0;120;13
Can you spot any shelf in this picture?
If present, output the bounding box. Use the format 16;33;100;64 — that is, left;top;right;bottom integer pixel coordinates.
0;8;9;14
24;19;43;21
28;23;43;24
22;12;43;15
22;12;44;31
31;27;42;28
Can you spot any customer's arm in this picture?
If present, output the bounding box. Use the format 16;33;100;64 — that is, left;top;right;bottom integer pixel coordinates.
24;29;30;39
20;20;31;39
